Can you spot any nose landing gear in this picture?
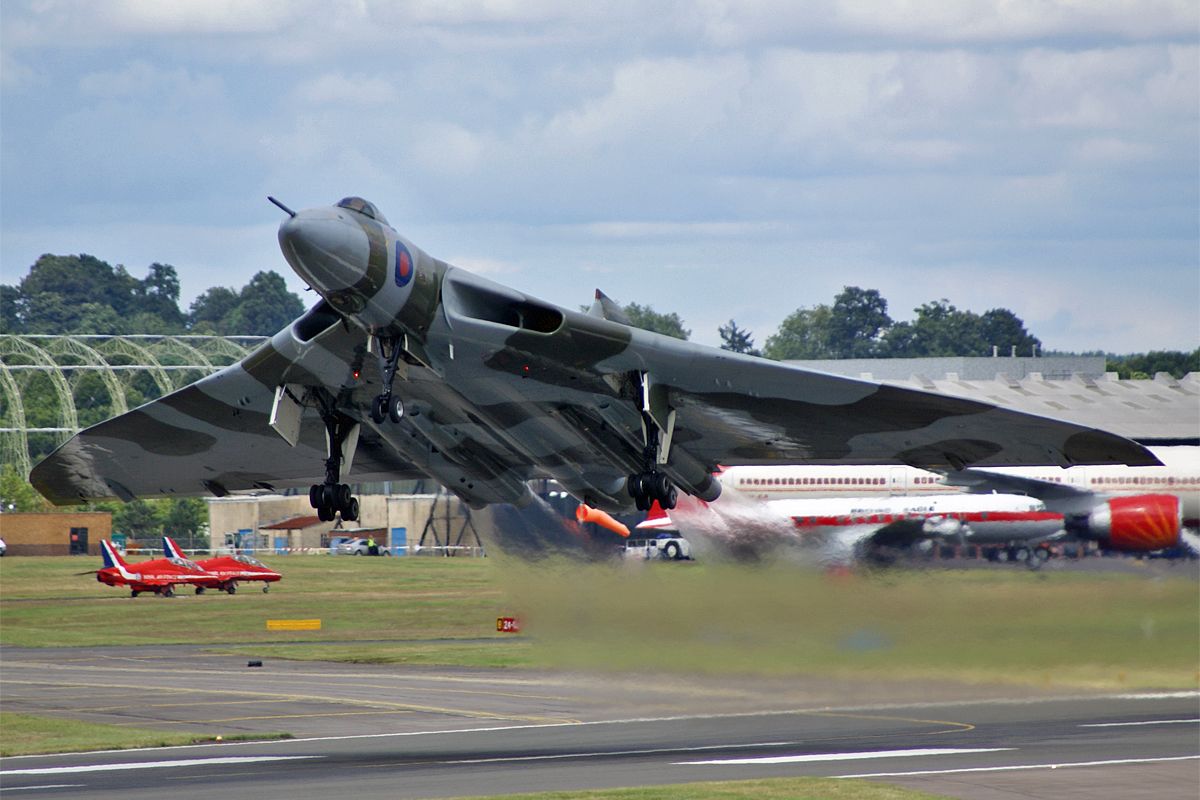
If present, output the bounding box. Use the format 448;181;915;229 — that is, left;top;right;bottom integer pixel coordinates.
369;336;405;425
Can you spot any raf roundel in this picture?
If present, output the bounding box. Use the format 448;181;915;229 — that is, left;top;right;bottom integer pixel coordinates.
395;241;414;288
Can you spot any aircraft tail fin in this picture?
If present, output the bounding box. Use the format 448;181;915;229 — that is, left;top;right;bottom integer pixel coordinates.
586;289;633;326
162;536;186;560
100;540;135;579
636;500;677;531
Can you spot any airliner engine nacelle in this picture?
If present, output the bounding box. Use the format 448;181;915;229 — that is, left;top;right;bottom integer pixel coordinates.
1068;494;1182;552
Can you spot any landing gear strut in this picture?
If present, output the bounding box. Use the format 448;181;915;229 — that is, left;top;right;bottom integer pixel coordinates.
369;336;405;424
309;403;360;522
626;372;679;511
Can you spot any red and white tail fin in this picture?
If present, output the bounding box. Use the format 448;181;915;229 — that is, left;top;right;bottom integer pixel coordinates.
635;500;677;531
100;540;135;580
162;536;186;560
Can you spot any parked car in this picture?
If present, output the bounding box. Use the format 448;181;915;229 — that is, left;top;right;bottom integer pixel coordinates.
334;537;388;556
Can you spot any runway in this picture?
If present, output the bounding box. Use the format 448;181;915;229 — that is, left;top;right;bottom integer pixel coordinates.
2;646;1197;798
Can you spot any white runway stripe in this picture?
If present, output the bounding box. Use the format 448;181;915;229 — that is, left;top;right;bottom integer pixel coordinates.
0;786;85;793
1080;719;1199;727
835;754;1200;779
679;747;1012;765
1;755;318;777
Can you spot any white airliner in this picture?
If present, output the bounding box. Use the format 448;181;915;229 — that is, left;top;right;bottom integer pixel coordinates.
638;446;1198;563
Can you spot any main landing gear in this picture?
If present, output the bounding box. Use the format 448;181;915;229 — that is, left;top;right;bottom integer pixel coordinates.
309;404;360;522
627;470;677;511
369;336;405;425
626;372;679;511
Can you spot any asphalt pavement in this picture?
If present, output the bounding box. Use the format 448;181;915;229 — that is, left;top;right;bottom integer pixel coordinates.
1;645;1197;799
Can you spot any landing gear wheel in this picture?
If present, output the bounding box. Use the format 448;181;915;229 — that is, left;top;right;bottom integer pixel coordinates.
388;395;404;423
162;586;174;598
262;585;270;593
370;395;387;424
652;472;672;502
195;587;206;595
662;484;678;510
227;585;237;595
317;503;334;522
335;483;352;510
342;496;360;522
309;484;322;508
322;483;337;510
131;590;140;598
626;474;646;500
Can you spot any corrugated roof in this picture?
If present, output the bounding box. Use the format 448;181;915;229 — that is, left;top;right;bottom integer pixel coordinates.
261;515;324;530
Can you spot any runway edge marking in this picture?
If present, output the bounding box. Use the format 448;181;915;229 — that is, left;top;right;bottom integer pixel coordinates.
835;754;1200;779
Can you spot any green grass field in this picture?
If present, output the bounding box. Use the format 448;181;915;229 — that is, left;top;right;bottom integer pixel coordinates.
1;554;1196;689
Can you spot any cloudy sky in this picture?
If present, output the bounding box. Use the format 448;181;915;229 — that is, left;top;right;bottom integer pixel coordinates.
2;1;1197;353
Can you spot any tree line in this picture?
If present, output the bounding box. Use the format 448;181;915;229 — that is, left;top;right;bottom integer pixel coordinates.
2;254;305;336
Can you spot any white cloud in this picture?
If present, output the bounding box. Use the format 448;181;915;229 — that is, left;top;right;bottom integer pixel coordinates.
291;73;399;106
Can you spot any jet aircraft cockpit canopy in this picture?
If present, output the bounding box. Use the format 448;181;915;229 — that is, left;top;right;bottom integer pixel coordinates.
234;555;266;567
167;557;204;571
336;196;388;225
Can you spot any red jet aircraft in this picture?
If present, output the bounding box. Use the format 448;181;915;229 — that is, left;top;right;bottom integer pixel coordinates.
94;539;218;597
163;537;281;594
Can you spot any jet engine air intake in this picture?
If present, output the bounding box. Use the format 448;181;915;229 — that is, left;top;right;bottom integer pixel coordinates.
444;278;564;334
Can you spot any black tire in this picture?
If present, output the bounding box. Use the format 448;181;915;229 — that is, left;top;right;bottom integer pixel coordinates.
262;584;270;593
195;587;205;595
652;473;672;503
634;492;650;512
317;504;333;522
343;497;360;522
336;484;352;509
322;483;337;510
370;395;387;424
131;590;139;598
162;586;174;598
627;473;645;499
663;484;678;510
664;541;681;560
227;585;237;594
309;484;322;508
388;396;404;423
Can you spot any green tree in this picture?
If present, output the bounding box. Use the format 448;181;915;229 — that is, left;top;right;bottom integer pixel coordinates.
979;308;1041;357
762;304;836;360
188;286;240;330
622;303;690;340
162;498;209;552
718;319;761;356
830;286;892;358
111;499;163;542
2;255;187;334
222;271;306;335
884;299;986;357
1107;349;1200;380
0;463;50;512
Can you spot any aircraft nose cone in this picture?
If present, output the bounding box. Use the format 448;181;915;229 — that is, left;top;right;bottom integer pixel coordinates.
278;210;369;295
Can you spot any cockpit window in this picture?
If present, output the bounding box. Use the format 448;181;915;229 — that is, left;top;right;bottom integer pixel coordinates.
235;555;265;567
336;196;388;225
